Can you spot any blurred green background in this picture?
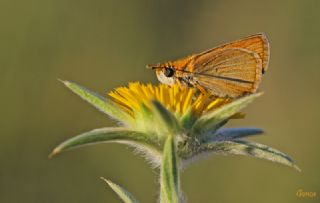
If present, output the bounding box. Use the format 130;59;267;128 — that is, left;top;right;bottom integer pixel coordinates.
1;0;319;202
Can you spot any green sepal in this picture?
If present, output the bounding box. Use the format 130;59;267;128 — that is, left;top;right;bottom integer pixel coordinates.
101;177;140;203
192;93;263;135
133;103;156;133
61;80;133;125
151;100;181;136
49;127;161;159
180;108;196;130
200;127;264;142
196;140;300;171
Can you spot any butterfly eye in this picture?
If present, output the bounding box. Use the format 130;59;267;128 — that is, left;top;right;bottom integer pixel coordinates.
164;67;175;77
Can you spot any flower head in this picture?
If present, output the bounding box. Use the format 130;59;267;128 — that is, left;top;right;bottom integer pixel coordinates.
51;80;299;172
108;82;231;118
107;82;244;141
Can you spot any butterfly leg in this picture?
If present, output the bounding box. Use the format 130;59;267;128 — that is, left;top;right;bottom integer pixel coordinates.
178;77;193;88
195;83;207;94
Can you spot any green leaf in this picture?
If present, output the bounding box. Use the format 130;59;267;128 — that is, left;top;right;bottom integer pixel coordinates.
192;93;263;135
180;108;196;130
49;127;161;159
61;80;133;125
160;136;180;203
197;140;300;171
151;100;181;135
201;127;264;142
101;177;140;203
133;103;156;133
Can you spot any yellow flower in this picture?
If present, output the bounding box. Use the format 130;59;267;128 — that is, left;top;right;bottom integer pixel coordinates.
108;82;232;118
52;80;299;172
51;79;300;203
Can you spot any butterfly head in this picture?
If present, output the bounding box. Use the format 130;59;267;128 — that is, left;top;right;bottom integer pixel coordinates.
147;64;176;86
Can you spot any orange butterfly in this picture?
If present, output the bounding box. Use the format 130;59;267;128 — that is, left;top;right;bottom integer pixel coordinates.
147;33;270;98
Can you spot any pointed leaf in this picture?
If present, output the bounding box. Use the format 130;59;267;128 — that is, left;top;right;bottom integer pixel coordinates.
101;177;140;203
134;103;157;133
195;140;300;171
180;108;196;130
192;93;263;134
61;80;133;124
151;100;181;135
201;127;264;142
50;127;161;158
160;136;180;203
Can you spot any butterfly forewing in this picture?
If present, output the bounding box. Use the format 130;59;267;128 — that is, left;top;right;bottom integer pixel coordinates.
192;33;269;73
190;48;263;97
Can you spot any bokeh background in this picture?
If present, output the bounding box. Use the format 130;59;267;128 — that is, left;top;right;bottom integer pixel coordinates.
1;0;319;202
